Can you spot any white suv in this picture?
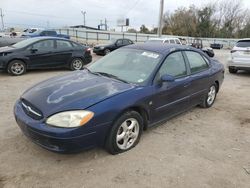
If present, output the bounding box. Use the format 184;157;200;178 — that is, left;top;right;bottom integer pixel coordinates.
146;38;182;45
228;39;250;73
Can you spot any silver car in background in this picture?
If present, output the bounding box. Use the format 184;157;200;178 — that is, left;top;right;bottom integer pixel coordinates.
228;39;250;73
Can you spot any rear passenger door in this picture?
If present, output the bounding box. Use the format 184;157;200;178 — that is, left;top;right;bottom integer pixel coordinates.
54;40;74;67
184;51;210;106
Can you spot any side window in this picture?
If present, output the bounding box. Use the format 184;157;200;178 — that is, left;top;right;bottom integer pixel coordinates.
32;40;54;50
47;31;56;36
185;51;209;73
56;40;72;49
159;52;187;78
164;40;170;44
40;31;46;36
116;39;123;46
122;39;130;45
170;39;175;44
175;39;181;44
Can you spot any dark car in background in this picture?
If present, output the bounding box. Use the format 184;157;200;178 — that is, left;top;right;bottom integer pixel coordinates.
21;30;70;39
14;43;224;154
0;37;92;76
93;38;134;55
210;43;223;49
191;38;215;57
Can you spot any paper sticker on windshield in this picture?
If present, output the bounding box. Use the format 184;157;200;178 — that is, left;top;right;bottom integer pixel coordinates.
141;52;159;59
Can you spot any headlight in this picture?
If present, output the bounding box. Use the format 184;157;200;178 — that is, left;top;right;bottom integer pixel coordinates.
46;110;94;128
100;46;105;50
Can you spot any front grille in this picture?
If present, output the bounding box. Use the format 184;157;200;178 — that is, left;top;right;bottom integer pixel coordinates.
21;99;43;120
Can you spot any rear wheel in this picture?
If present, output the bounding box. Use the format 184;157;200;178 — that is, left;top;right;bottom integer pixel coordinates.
7;60;26;76
106;111;143;154
229;67;237;74
200;84;217;108
70;58;84;71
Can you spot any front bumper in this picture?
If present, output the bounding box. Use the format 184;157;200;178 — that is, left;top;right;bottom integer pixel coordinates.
14;100;110;153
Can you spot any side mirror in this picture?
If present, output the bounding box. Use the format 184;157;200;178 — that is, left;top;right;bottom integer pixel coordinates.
161;74;175;82
30;48;38;53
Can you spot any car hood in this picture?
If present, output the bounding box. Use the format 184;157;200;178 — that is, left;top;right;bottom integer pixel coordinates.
21;71;135;117
0;46;16;53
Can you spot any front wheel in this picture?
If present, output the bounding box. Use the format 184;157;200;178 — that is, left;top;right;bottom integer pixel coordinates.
200;84;217;108
229;67;237;74
8;60;26;76
106;111;143;154
70;58;84;71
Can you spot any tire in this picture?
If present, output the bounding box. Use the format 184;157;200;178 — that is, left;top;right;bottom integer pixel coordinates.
106;111;143;154
104;49;111;55
229;67;237;74
200;84;217;108
70;58;84;71
7;60;26;76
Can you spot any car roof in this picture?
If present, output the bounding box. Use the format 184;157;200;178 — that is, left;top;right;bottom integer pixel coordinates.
124;43;197;54
28;36;70;41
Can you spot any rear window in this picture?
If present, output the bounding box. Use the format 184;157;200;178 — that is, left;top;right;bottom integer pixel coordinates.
236;40;250;47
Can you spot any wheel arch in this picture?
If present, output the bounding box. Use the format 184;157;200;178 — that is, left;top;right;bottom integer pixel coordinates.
214;80;219;92
7;58;27;67
112;105;150;131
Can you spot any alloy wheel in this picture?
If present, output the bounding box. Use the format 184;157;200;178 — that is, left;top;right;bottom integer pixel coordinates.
116;118;140;150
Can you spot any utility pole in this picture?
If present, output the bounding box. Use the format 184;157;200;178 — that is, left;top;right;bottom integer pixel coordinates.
104;18;107;30
81;11;86;26
157;0;164;37
0;8;4;31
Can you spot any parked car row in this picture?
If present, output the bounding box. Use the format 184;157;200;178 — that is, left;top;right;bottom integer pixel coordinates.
0;37;92;75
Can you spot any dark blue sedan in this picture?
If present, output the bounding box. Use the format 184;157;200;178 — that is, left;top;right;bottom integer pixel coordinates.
14;43;224;154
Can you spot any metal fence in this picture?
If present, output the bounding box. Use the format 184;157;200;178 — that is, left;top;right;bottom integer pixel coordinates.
56;28;239;48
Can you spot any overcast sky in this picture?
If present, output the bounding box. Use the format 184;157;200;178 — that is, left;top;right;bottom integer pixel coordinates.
1;0;250;30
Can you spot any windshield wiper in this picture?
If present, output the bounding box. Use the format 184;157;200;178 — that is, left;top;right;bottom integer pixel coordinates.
93;71;130;84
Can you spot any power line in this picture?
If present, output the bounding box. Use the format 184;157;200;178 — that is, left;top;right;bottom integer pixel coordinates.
124;0;143;16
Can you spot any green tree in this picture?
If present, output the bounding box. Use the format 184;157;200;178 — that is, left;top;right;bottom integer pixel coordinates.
139;25;150;34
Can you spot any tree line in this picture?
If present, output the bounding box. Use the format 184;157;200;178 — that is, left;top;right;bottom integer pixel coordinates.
128;0;250;38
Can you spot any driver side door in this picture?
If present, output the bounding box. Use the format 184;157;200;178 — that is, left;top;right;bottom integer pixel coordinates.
26;39;56;69
151;51;191;123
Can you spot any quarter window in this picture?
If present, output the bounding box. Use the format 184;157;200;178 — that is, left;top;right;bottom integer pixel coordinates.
57;40;72;49
159;52;187;78
185;51;208;73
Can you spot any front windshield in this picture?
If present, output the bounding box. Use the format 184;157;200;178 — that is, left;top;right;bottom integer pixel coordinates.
88;48;162;85
12;38;40;48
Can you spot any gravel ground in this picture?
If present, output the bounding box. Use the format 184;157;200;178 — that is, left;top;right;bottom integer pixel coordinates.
0;50;250;188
